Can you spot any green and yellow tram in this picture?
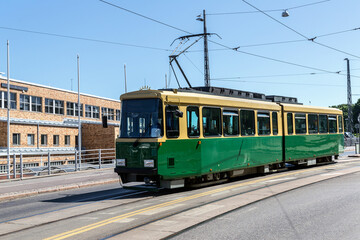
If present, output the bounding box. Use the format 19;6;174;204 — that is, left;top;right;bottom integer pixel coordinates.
114;88;344;188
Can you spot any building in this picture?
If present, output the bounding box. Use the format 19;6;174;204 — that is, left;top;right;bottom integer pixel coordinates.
0;76;120;155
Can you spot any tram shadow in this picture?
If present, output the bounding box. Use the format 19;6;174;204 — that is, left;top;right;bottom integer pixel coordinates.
43;184;186;203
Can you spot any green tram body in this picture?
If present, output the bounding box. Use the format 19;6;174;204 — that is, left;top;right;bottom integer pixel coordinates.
115;89;344;188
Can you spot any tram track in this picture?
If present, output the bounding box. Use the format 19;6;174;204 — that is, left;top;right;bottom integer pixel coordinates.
1;160;359;239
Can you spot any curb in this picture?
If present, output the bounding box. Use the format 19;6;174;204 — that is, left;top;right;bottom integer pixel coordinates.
0;178;120;202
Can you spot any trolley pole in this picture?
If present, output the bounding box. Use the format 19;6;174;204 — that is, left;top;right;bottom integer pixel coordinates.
124;64;127;93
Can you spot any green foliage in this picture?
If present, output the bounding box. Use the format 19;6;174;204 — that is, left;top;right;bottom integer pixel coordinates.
330;99;360;132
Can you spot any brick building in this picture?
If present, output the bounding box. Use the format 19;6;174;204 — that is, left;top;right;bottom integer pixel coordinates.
0;76;120;155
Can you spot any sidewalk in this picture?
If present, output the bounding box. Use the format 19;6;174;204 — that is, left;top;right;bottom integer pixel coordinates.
0;168;119;202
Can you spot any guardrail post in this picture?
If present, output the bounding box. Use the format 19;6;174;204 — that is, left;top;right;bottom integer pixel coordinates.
20;153;23;180
79;149;82;170
13;154;16;179
48;152;51;175
99;149;102;169
75;150;78;172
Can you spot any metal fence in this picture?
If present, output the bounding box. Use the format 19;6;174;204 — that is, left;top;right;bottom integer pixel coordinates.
0;148;115;180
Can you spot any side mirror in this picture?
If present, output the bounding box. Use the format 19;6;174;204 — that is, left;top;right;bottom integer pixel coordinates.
175;109;183;118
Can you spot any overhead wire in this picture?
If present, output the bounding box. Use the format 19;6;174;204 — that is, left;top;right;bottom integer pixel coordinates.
99;0;360;80
99;0;191;34
242;0;360;59
0;26;171;52
207;0;330;15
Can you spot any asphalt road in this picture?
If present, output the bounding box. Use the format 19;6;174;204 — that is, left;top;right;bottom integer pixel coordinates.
170;172;360;240
0;182;125;223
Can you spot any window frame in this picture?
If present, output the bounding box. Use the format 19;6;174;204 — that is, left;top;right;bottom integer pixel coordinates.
223;108;240;137
272;112;278;135
165;105;180;138
41;134;48;146
187;106;200;138
53;135;60;146
12;133;20;146
257;111;271;136
240;109;255;136
287;113;294;135
295;113;307;135
319;114;328;133
27;134;35;146
202;106;222;137
65;135;71;146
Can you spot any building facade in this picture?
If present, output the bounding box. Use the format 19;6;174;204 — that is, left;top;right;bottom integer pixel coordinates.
0;76;120;155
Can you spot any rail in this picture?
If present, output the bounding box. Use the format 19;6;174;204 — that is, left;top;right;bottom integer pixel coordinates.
0;148;116;180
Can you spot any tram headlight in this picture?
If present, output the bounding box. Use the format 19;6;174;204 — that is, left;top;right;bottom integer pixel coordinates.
116;159;126;166
144;159;154;168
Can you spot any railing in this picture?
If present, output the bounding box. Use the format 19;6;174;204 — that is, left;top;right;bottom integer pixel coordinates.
0;148;115;180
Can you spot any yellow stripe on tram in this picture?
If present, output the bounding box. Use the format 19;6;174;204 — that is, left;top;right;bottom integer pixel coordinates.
44;165;340;240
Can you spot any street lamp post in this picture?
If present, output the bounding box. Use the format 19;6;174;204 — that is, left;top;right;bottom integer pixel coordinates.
6;40;10;179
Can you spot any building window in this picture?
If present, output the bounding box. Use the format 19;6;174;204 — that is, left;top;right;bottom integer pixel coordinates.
53;135;59;146
240;110;255;136
45;98;64;115
1;91;17;109
187;106;200;137
75;135;78;147
20;94;30;111
85;104;100;119
257;112;271;135
65;135;70;146
13;133;20;145
116;110;121;121
20;94;42;112
27;134;35;146
102;107;115;120
202;107;221;137
223;110;239;136
66;102;83;117
41;134;47;146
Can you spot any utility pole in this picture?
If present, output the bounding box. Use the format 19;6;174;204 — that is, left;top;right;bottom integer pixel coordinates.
345;58;353;134
6;40;10;179
77;55;82;170
165;74;167;88
202;10;210;87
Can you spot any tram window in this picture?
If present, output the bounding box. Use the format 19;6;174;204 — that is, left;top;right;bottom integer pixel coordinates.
319;115;328;133
329;115;337;133
240;110;255;136
166;105;180;138
187;106;200;137
257;112;270;135
308;114;319;134
272;112;278;135
295;114;306;134
202;107;222;137
223;110;239;136
287;113;294;134
338;116;343;133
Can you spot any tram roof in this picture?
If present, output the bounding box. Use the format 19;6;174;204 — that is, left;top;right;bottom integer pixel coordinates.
121;89;342;114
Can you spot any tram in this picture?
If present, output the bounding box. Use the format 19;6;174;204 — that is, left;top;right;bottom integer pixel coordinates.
114;87;344;189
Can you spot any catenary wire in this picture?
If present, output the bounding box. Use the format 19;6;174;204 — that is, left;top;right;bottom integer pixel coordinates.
211;79;360;87
99;0;191;34
0;26;171;51
207;0;330;15
242;0;360;59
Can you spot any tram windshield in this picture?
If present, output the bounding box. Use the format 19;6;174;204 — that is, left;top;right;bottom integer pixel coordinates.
120;98;163;138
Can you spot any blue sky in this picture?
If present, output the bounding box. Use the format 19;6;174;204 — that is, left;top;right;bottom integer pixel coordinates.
0;0;360;107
